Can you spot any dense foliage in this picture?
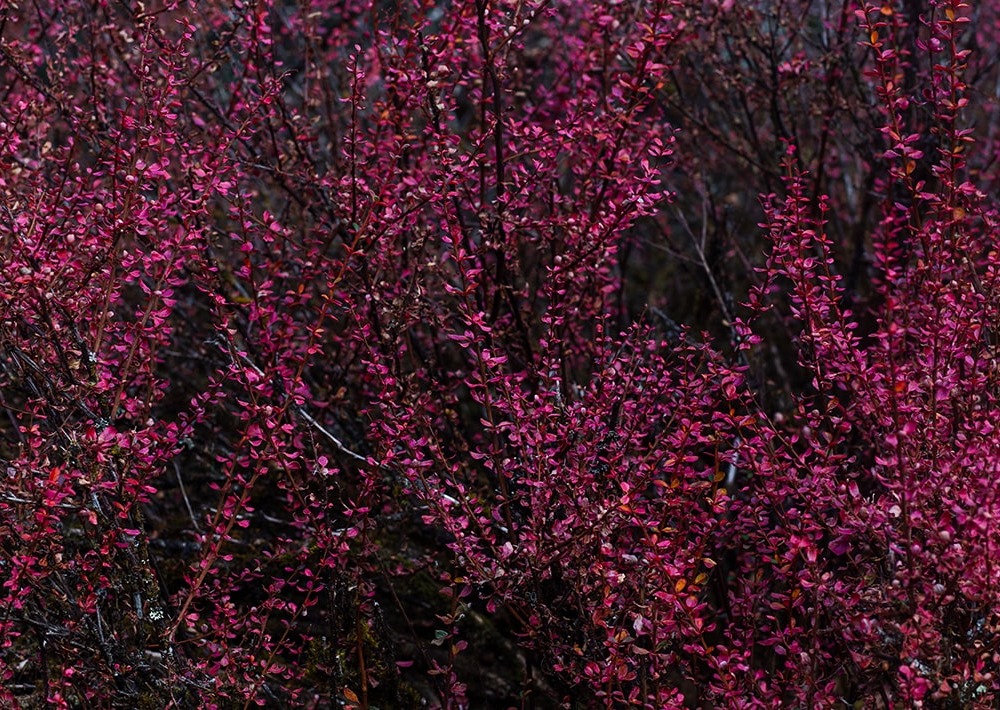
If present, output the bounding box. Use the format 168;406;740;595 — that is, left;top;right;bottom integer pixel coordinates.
2;0;1000;706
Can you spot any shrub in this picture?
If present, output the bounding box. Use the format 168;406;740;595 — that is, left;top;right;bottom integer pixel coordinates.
1;0;998;707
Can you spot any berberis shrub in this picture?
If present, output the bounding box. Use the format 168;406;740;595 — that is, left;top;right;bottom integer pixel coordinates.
1;0;998;707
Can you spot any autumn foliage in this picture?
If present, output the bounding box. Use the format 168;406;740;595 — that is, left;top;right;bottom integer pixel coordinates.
2;0;1000;707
